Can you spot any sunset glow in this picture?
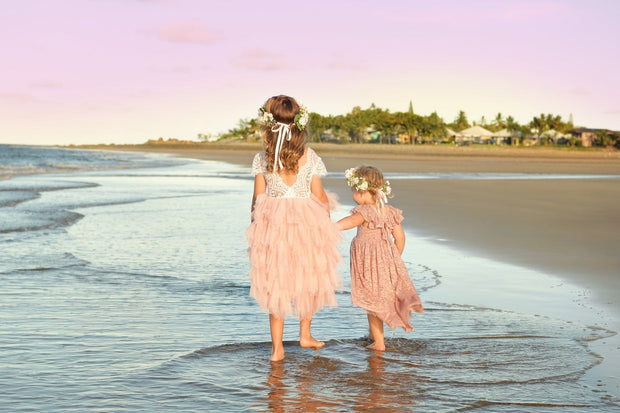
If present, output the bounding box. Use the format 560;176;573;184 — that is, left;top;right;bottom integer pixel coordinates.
1;0;619;145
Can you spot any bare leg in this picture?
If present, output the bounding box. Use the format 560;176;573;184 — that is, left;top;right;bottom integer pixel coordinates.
299;318;325;350
367;313;385;351
270;314;285;362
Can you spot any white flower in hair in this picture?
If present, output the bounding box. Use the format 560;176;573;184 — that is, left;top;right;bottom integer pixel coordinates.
258;107;274;126
384;181;392;195
294;105;309;130
258;103;309;131
345;168;393;201
345;168;371;191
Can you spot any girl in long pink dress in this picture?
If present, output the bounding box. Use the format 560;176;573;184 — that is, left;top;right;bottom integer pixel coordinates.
246;95;343;362
337;166;423;351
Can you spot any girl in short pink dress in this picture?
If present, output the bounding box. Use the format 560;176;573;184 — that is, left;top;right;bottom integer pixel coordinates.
246;95;342;361
337;165;423;351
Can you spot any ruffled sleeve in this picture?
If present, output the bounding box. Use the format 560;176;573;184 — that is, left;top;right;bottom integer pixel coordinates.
385;205;404;229
351;205;378;227
251;152;266;175
352;205;404;231
307;148;327;177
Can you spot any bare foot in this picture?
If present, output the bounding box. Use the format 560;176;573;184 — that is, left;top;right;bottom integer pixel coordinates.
300;336;325;350
367;342;386;351
271;346;285;362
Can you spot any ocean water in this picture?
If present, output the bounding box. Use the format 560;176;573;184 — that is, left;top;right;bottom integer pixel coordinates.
0;144;618;411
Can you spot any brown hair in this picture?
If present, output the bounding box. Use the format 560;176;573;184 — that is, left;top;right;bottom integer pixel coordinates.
355;165;386;201
260;95;306;173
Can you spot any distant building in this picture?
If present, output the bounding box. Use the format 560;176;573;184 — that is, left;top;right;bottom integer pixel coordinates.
540;129;570;145
492;129;513;144
567;128;600;147
458;125;494;144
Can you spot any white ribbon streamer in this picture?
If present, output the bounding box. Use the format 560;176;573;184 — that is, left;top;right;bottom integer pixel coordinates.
377;189;388;211
271;122;292;172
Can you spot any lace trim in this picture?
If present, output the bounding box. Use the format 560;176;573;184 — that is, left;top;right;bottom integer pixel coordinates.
251;148;326;199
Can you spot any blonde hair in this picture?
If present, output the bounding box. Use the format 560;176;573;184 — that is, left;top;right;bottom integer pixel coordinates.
260;95;307;173
354;165;386;201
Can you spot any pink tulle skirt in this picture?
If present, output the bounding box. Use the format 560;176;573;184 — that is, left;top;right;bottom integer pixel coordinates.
246;193;343;320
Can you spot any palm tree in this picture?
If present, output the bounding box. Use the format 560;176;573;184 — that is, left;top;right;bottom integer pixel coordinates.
453;110;470;131
494;113;506;130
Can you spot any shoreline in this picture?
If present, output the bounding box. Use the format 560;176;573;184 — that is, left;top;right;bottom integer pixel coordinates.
88;143;620;302
119;142;618;399
6;142;620;399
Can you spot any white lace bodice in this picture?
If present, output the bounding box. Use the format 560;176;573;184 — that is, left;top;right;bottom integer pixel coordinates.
251;148;327;199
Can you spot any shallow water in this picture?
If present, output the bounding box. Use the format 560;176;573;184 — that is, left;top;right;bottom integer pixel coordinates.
0;146;618;411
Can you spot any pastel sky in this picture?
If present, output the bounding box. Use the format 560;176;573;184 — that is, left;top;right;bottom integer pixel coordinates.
1;0;619;145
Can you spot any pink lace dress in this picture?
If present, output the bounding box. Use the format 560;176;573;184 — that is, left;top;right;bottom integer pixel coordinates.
246;148;343;320
349;204;423;331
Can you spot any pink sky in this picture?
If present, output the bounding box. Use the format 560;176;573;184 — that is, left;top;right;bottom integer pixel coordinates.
1;0;619;145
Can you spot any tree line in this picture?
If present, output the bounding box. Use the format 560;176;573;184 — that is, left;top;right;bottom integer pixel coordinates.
211;102;619;148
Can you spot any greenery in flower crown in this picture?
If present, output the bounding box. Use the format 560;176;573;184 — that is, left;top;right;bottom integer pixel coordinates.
258;105;309;131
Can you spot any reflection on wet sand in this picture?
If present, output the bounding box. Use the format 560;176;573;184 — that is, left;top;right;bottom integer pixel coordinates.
265;362;286;413
262;347;421;412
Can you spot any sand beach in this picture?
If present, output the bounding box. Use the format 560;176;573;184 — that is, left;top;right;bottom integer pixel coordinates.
3;142;619;408
73;142;620;400
99;142;620;307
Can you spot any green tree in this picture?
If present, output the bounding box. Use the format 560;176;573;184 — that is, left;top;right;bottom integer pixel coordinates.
595;130;615;147
493;112;506;131
504;115;521;145
452;110;470;131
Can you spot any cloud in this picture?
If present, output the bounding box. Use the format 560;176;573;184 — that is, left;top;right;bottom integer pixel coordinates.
0;92;39;103
164;65;192;74
126;89;158;98
232;49;287;71
150;19;219;45
383;1;568;26
327;60;367;71
148;64;193;74
569;87;590;96
30;80;63;89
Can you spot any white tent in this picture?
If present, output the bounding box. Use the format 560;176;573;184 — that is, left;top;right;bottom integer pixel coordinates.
459;125;493;137
445;127;461;137
492;129;512;138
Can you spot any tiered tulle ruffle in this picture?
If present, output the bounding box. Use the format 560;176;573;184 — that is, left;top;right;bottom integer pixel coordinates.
246;193;343;320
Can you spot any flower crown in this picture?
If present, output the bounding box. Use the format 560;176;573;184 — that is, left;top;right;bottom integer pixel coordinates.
345;167;392;207
258;104;309;131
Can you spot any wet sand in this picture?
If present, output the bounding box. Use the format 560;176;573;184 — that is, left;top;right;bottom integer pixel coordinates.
98;143;620;308
73;142;620;397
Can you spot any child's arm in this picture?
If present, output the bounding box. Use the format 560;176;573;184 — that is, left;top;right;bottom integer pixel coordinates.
310;175;329;204
337;212;364;231
392;223;406;255
251;173;266;219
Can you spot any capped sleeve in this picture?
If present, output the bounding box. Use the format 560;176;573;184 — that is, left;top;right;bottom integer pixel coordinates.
308;148;327;177
251;152;266;175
